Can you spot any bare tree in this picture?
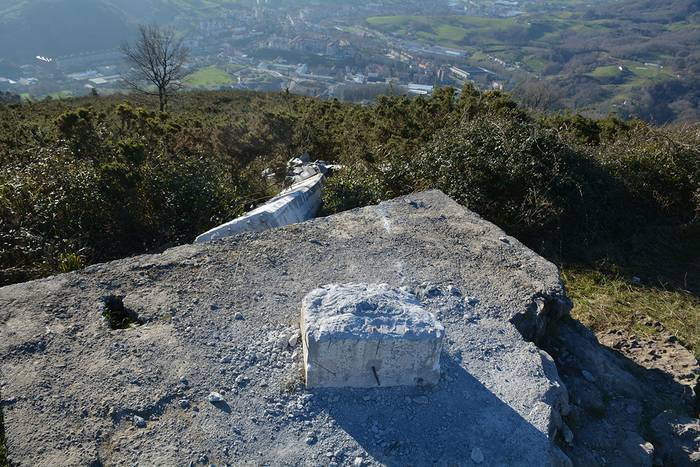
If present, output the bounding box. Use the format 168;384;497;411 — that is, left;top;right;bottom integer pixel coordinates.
121;24;189;112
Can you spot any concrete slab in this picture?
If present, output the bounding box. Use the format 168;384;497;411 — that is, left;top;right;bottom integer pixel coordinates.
301;283;444;388
0;190;573;466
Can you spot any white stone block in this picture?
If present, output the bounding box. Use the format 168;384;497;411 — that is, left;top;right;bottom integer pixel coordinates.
194;172;324;243
301;283;444;388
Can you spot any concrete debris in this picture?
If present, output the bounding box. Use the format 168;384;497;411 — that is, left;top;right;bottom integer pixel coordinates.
301;283;444;388
195;155;334;243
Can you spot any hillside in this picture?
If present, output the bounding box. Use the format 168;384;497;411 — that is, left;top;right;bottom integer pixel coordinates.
0;87;698;355
0;0;133;61
363;0;700;122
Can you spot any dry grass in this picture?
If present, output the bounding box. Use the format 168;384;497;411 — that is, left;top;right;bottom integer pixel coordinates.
563;268;700;358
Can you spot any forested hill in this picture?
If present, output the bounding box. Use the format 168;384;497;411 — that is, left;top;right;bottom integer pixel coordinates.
0;0;132;61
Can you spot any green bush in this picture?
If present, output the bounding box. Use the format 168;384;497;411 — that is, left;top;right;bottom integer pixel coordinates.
321;164;391;214
0;88;698;289
406;113;579;235
596;124;700;220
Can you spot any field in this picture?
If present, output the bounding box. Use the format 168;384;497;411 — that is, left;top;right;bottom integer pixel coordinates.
366;15;517;47
184;66;234;88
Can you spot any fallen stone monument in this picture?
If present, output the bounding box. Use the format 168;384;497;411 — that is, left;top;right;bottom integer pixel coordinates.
301;283;444;388
194;157;329;243
0;190;576;465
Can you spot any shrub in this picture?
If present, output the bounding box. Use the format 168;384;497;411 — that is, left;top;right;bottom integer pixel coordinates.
398;113;584;238
321;164;391;214
596;124;700;221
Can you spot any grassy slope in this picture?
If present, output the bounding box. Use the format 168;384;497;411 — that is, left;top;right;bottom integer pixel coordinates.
564;269;700;358
185;65;234;88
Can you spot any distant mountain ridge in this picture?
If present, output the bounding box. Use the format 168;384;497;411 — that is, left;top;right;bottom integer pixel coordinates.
0;0;133;61
0;0;238;62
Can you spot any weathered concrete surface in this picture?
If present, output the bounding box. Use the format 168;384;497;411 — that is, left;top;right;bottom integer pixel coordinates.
194;171;324;243
301;283;444;388
0;190;573;466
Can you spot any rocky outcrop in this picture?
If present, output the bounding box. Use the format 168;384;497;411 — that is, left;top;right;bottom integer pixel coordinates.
0;190;573;466
544;320;700;466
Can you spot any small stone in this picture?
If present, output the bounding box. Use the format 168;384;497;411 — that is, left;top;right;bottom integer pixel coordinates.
305;433;317;445
471;447;484;464
234;312;244;320
562;423;574;446
448;285;461;296
179;399;191;409
353;457;364;466
498;236;510;244
288;334;299;348
465;296;480;306
208;392;225;403
416;282;442;298
220;356;232;364
133;415;147;428
581;370;596;383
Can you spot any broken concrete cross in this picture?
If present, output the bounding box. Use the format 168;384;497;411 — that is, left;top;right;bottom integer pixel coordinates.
301;283;444;388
